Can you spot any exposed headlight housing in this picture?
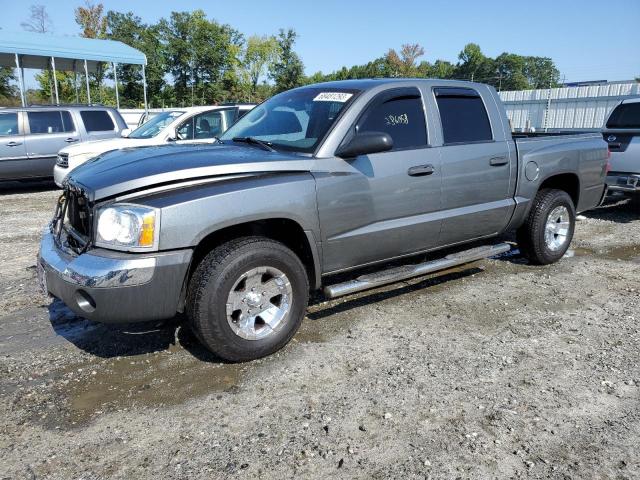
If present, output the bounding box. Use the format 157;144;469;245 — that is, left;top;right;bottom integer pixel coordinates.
95;204;159;251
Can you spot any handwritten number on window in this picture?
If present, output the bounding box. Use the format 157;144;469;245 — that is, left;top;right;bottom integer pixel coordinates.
385;113;409;126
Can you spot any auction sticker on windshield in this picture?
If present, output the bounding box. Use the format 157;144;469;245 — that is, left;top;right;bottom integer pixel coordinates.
313;92;353;102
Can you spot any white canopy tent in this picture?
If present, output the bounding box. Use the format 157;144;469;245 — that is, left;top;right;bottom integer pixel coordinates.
0;31;148;111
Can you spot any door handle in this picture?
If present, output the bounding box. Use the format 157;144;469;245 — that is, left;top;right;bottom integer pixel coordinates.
65;137;79;143
407;164;435;176
6;141;22;147
489;156;508;166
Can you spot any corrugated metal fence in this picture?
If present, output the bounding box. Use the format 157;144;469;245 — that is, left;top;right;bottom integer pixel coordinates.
499;81;640;131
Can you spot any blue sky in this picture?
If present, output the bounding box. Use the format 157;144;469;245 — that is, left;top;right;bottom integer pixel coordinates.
3;0;639;88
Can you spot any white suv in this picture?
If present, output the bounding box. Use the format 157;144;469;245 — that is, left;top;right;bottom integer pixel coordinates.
54;104;254;187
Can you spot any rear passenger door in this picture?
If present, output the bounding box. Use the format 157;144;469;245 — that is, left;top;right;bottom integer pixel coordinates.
434;87;515;245
24;110;78;178
79;110;118;140
0;111;28;180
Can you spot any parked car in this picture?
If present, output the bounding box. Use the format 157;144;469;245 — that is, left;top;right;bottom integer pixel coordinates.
38;79;608;362
0;105;127;181
602;98;640;201
53;104;255;187
117;108;181;130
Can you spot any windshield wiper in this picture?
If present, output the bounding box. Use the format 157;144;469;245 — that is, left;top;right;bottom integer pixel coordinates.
232;136;275;152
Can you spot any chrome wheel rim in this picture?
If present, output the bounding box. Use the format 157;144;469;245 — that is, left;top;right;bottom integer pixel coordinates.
226;266;293;341
544;206;571;251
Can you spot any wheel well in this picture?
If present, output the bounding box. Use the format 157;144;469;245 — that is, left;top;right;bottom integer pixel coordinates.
187;219;317;290
539;173;580;207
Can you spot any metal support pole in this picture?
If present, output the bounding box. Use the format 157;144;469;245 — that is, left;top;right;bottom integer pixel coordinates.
543;80;552;132
73;61;79;103
84;59;91;104
142;64;148;113
14;54;25;107
51;57;59;105
112;62;119;109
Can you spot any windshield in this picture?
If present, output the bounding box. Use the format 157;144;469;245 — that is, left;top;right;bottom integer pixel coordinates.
128;111;186;139
220;88;359;153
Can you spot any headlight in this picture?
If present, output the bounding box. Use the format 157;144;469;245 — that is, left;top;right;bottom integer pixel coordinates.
95;204;159;251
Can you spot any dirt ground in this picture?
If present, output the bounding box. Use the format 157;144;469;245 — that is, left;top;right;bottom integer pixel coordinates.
1;180;639;480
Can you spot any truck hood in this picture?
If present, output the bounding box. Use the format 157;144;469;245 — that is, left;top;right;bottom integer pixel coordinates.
60;136;157;156
67;143;314;201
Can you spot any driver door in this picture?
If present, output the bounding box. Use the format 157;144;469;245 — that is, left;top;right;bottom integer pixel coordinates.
316;88;443;273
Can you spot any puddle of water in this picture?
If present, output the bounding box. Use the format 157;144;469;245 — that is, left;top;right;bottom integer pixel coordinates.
600;244;640;263
565;245;640;263
564;247;595;258
66;349;243;425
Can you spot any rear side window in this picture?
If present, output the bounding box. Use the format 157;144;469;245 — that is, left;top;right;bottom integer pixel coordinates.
435;88;492;144
0;112;18;136
80;110;115;132
357;92;427;150
606;103;640;129
27;111;74;134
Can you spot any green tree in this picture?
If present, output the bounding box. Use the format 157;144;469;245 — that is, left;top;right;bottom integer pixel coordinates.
105;11;166;107
160;10;242;105
270;29;304;93
494;53;529;91
0;68;16;104
243;35;278;98
456;43;495;82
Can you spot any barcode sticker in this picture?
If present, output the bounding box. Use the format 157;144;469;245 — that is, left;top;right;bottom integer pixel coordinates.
313;92;353;102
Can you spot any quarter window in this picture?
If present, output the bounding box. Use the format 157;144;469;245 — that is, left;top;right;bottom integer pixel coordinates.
0;113;18;136
606;103;640;129
357;93;427;150
80;110;115;132
434;88;492;144
27;111;74;134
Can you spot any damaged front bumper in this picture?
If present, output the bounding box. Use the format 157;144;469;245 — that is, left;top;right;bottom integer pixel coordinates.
37;229;192;323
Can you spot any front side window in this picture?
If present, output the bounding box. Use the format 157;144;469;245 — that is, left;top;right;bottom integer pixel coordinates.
0;113;18;136
220;88;359;153
177;110;237;140
27;111;74;134
129;111;185;139
80;110;115;132
606;103;640;129
434;88;493;144
356;91;428;150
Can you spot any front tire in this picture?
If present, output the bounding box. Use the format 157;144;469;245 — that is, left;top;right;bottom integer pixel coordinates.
186;237;309;362
516;189;576;265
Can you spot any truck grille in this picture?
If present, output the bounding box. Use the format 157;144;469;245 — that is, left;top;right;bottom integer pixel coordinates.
56;153;69;168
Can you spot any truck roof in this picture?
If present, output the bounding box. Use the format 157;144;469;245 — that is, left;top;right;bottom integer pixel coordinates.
299;78;487;91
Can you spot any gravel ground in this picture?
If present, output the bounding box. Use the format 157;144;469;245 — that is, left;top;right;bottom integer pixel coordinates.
1;180;639;479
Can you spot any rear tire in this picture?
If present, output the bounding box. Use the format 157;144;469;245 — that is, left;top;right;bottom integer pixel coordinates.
516;189;576;265
186;237;309;362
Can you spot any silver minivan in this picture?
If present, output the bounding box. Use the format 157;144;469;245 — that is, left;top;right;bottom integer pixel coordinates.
0;106;127;181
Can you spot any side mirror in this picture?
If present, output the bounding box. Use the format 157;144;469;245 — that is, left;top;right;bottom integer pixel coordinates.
120;128;131;138
335;131;393;158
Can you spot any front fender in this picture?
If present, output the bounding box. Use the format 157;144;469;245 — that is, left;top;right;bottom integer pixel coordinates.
137;172;321;251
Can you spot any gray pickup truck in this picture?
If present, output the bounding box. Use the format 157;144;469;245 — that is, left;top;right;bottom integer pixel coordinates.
38;79;608;361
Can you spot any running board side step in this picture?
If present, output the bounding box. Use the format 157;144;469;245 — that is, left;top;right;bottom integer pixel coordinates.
323;243;511;299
